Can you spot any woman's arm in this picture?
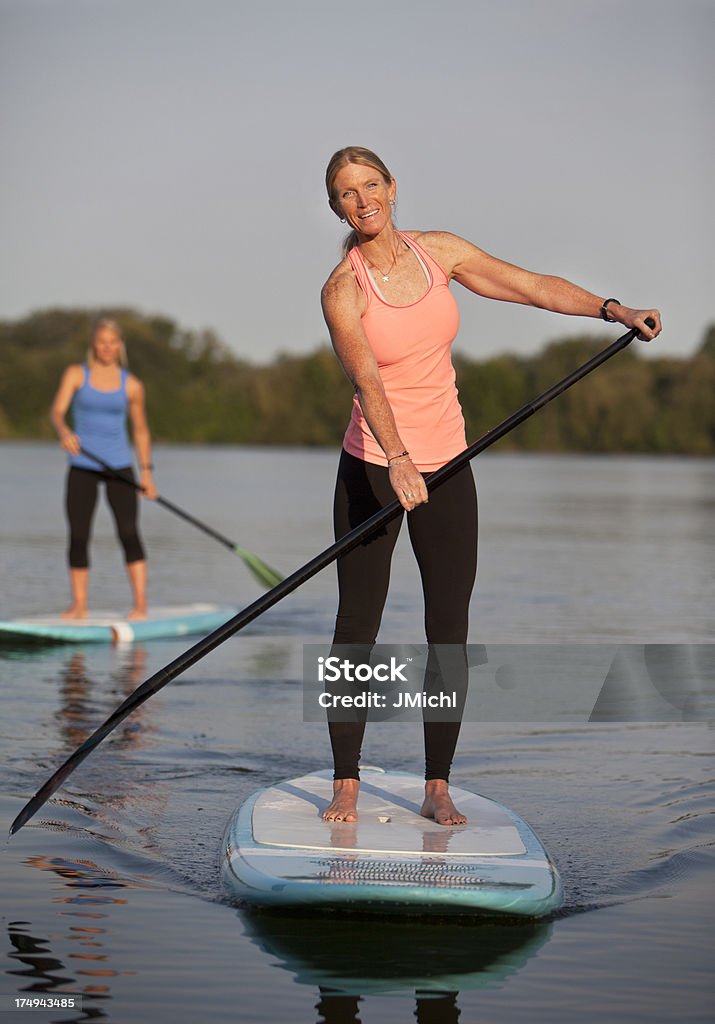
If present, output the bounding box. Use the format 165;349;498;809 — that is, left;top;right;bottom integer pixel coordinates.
422;232;662;340
321;267;428;510
126;376;158;499
50;365;83;454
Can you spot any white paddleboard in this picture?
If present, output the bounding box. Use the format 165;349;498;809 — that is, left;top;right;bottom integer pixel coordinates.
0;603;237;644
222;767;563;917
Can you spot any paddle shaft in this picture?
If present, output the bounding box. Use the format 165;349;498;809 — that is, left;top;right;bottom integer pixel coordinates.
10;324;648;834
78;448;239;553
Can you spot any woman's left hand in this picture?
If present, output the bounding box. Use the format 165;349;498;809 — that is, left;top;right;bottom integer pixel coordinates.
608;305;662;341
140;471;158;500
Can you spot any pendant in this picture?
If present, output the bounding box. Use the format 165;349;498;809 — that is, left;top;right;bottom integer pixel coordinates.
382;275;389;283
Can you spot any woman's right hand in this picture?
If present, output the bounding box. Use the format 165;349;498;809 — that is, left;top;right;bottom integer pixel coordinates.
389;459;429;511
59;432;81;456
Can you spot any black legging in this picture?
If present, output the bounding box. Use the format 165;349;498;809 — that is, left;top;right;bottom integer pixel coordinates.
330;449;478;782
65;466;145;568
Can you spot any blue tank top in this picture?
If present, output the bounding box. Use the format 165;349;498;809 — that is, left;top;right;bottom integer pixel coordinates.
69;366;133;471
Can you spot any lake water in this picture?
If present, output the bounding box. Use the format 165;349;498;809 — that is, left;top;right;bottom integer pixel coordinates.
1;443;713;1023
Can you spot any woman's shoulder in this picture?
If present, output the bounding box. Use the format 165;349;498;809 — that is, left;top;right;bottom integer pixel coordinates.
402;230;470;277
321;254;368;323
63;364;86;385
124;372;144;397
403;229;464;255
321;255;359;303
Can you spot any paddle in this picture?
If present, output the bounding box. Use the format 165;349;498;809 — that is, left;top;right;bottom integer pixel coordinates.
78;446;284;589
10;322;653;836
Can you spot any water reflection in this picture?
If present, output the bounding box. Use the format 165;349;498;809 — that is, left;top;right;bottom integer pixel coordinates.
0;642;153;751
53;646;153;751
6;852;150;1021
323;822;466;856
239;909;550;1021
315;988;463;1024
7;922;98;1023
8;643;170;845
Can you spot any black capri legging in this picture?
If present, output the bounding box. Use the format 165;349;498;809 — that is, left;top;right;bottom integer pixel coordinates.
329;449;478;782
65;466;146;569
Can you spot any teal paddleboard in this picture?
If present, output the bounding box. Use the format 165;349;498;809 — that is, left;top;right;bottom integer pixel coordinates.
0;603;237;644
222;767;563;918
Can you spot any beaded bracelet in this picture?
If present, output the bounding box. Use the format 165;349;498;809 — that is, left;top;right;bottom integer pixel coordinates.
388;451;410;466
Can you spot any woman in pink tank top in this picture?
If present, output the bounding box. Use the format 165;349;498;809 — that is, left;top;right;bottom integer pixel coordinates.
320;146;661;826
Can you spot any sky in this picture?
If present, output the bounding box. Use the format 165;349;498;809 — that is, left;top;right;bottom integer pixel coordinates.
1;0;712;364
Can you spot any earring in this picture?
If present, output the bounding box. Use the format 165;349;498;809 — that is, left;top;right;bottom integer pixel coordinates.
340;217;346;223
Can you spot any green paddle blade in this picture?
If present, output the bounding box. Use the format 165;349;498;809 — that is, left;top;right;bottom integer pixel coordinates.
234;547;284;588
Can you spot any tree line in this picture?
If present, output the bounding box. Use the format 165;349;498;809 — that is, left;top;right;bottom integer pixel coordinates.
1;307;714;453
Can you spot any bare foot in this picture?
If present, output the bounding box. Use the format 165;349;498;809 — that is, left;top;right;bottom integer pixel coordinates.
61;607;88;620
126;608;148;621
420;779;467;826
322;778;360;822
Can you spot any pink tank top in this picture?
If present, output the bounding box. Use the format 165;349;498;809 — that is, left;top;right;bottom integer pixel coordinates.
343;231;467;471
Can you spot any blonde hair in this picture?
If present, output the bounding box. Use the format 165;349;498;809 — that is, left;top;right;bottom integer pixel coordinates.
325;146;395;255
87;317;128;368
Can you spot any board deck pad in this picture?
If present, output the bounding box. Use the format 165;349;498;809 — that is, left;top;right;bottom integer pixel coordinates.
0;603;237;644
222;768;563;918
253;773;526;856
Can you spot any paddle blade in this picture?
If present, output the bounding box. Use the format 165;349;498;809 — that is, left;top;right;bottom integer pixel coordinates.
11;761;77;835
234;547;284;588
10;729;108;835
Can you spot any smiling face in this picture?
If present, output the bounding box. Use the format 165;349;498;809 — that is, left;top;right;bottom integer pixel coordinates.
331;162;396;239
92;325;123;366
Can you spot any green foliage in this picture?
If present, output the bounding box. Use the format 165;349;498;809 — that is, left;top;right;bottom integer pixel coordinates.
698;324;715;359
0;308;713;454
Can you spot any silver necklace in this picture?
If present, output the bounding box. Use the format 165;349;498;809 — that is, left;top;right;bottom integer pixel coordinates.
362;243;401;283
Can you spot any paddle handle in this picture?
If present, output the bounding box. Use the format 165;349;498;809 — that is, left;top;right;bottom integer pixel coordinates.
155;495;237;551
78;447;238;551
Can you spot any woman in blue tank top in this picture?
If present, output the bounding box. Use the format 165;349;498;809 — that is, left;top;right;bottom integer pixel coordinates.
50;318;158;619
